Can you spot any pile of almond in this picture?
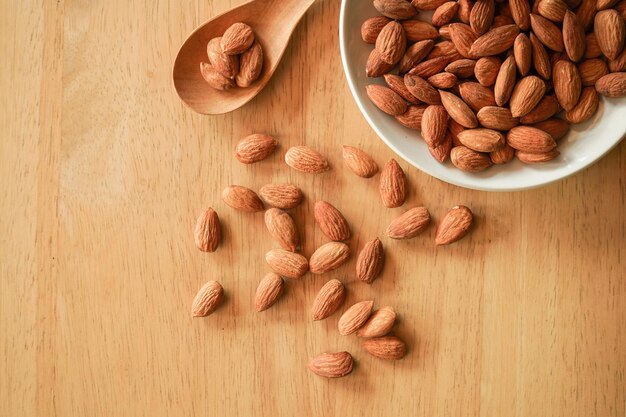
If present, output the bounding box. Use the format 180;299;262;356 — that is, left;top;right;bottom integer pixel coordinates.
362;0;626;171
191;133;475;378
200;22;264;90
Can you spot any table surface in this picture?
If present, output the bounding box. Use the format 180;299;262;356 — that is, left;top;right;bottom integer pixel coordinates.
1;1;625;416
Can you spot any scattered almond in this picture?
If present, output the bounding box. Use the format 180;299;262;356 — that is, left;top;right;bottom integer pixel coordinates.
285;146;329;173
308;352;354;378
362;336;406;360
435;205;474;245
255;273;284;312
309;242;351;274
264;208;299;252
338;301;374;336
191;280;224;317
386;207;432;239
235;133;277;164
222;185;264;212
194;207;221;252
357;307;397;338
314;201;351;241
265;249;308;278
311;279;346;320
342;145;379;178
379;159;406;208
356;238;385;284
258;184;303;209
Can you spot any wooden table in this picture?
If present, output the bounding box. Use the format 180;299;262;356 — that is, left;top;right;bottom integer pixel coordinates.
2;1;625;416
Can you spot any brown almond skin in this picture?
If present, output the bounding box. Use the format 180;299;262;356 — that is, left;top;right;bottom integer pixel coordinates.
530;14;564;51
595;10;626;60
221;23;255;55
509;76;546;117
384;74;420;104
366;84;407;116
531;118;571;140
440;90;478;128
507;126;557;152
450;146;493;172
366;49;395;77
265;249;309;279
259;184;302;209
401;20;439;41
200;62;235;91
379;159;406;208
458;0;474;23
207;37;239;79
519;95;560;124
311;279;346;320
255;273;284;312
476;106;519;130
457;128;505;152
576;0;597;30
538;0;568;21
510;0;531;29
494;55;517;106
338;301;374;336
516;149;560;163
222;185;264;212
459;82;497;111
445;59;477;78
236;41;263;87
433;1;460;26
396;105;428;129
435;205;473;245
191;281;224;317
342;145;379;178
608;48;626;72
422;105;449;147
490;144;516;164
563;11;586;62
361;16;392;43
475;56;502;86
356;238;384;284
399;40;436;73
553;60;582;111
285;146;329;173
309;242;351;274
530;32;552;79
429;130;454;162
404;74;442;104
386;207;431;239
585;33;602;59
314;201;351;241
428;72;458;89
356;307;397;338
308;352;354;378
235;133;277;164
565;87;599;123
449;119;467;146
470;0;496;35
376;21;407;65
449;23;480;58
469;25;520;57
362;336;407;360
264;208;299;252
408;56;451;78
595;72;626;97
194;207;221;252
375;0;418;19
514;34;532;76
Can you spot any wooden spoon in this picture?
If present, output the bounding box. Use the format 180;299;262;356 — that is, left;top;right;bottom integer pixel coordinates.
173;0;316;115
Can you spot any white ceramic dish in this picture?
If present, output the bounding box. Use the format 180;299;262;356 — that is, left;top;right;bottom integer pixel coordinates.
339;0;626;191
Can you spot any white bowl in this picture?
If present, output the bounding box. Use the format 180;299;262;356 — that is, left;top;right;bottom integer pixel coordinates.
339;0;626;191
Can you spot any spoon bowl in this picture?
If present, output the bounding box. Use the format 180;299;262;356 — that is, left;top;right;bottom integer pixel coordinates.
173;0;315;115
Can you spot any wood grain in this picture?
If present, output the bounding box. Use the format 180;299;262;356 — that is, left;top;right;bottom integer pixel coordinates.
1;1;625;416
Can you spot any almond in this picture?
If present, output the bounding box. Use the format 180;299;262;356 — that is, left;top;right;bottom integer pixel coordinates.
471;0;496;34
531;118;571;139
258;184;303;209
264;208;299;252
236;41;263;87
476;106;519;130
449;23;479;58
448;119;466;145
362;335;406;360
374;0;418;19
595;71;626;96
490;144;516;163
399;39;436;73
338;301;374;336
445;59;477;78
422;105;449;146
401;20;439;41
220;22;255;55
314;201;351;241
494;55;517;106
469;25;520;56
376;21;407;64
200;62;235;90
435;205;473;245
207;37;239;79
312;279;346;320
235;133;277;164
308;352;354;378
361;16;392;43
530;33;552;79
553;60;582;110
379;159;407;208
530;13;564;51
450;145;493;171
595;10;626;60
342;145;379;178
457;128;505;152
562;11;586;62
458;0;474;23
433;2;460;26
366;49;395;77
409;56;452;78
428;40;462;60
585;33;602;59
356;238;385;283
356;307;397;338
412;0;450;9
194;207;221;252
509;76;546;117
459;81;497;111
507;125;557;152
598;0;619;7
285;146;329;173
384;74;419;104
440;26;452;41
310;242;351;274
428;72;458;88
516;149;560;162
538;0;568;21
440;90;478;128
386;207;431;239
255;273;284;312
514;33;532;75
608;48;626;72
429;131;454;161
396;105;428;129
366;84;408;116
576;0;597;30
510;0;532;29
519;94;560;123
191;281;224;317
265;249;308;278
492;15;516;27
475;57;502;86
565;87;599;122
222;185;264;212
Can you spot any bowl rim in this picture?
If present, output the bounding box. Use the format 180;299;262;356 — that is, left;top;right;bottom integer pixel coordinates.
338;0;626;192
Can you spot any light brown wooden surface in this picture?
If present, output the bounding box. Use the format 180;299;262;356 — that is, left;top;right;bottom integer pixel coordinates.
1;1;624;416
